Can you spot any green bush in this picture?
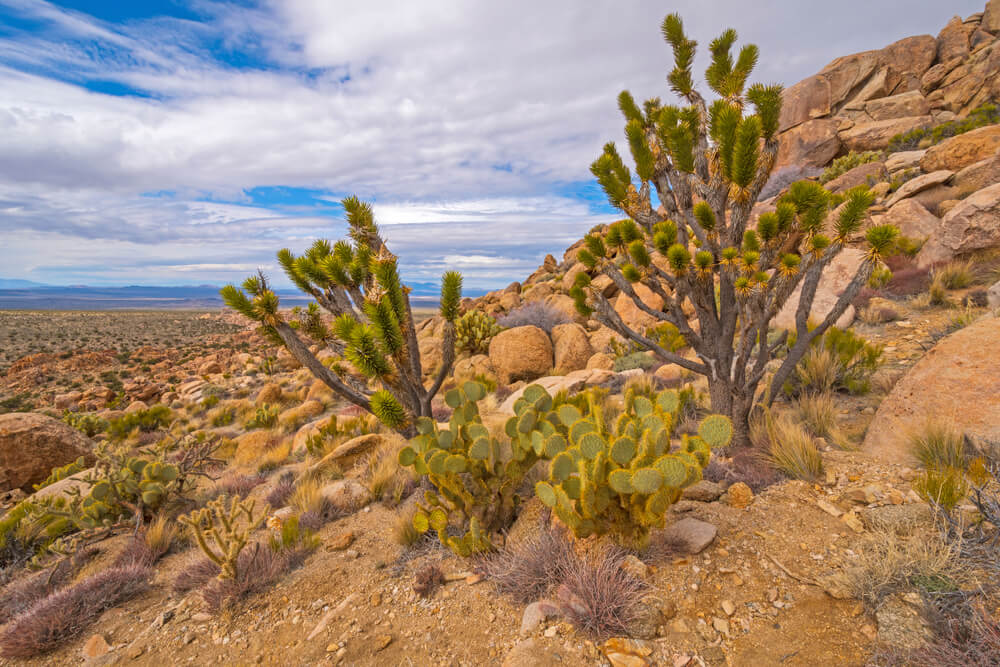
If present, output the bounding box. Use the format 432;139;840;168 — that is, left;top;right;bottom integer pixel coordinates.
245;404;279;430
106;405;172;441
819;151;882;184
613;352;659;372
789;327;882;395
887;103;1000;153
63;412;108;437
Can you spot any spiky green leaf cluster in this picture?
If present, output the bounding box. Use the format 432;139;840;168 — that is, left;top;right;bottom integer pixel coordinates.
455;310;502;355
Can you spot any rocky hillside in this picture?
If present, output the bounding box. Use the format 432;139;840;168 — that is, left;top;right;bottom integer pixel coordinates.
2;5;1000;667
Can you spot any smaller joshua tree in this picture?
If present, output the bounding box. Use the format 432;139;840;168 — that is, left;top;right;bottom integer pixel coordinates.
572;15;898;447
222;196;462;436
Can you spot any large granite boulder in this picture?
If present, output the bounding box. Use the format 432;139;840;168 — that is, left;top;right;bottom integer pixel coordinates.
917;182;1000;267
773;248;865;331
864;315;1000;464
488;326;553;384
0;413;95;492
920;125;1000;172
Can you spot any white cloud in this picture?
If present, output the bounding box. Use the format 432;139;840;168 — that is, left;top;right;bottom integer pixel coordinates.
0;0;985;287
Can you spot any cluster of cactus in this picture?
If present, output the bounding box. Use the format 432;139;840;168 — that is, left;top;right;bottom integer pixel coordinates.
455;310;502;355
398;382;539;556
246;403;279;430
304;414;374;458
518;384;732;549
180;495;269;580
26;442;184;534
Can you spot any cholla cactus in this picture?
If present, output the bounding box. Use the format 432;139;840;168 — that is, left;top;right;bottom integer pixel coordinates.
455;310;502;355
179;495;269;580
573;15;897;446
514;384;731;549
222;197;462;437
398;381;539;556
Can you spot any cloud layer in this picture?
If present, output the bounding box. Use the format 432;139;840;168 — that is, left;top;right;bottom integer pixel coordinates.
0;0;983;290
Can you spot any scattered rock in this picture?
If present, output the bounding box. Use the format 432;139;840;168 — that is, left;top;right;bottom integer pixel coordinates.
681;480;723;503
724;482;754;509
314;433;382;470
602;638;653;667
620;554;649;580
876;593;932;650
875;199;939;240
916;182;1000;267
520;600;561;635
884;170;955;208
501;638;587;667
327;531;355;551
839;116;934;152
82;634;111;660
920;124;1000;172
661;517;717;554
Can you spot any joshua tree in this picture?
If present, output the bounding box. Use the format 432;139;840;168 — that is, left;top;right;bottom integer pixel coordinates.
572;15;898;447
222;196;462;436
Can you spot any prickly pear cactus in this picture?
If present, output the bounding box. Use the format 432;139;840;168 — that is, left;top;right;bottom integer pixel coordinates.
455;310;502;355
398;381;538;557
524;384;732;549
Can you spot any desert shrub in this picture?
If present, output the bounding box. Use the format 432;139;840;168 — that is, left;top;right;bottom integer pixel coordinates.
859;303;900;325
555;546;650;639
911;420;966;470
455;310;502;355
496;301;570;333
62;412;108;437
887;103;1000;153
888;601;1000;667
201;394;221;410
819;151;882;184
848;528;961;613
363;436;415;506
256;440;292;473
765;411;823;480
392;507;423;548
933;260;974;290
914;467;968;511
267;515;319;557
413;562;445;598
106;404;172;440
289;477;330;516
867;264;893;290
246;403;279;430
172;555;220;594
210;406;236;427
215;472;266;499
265;471;296;508
199;543;289;613
702;449;782;492
304;414;374;458
0;564;151;658
480;524;576;604
795;392;852;449
789;327;882;395
0;547;97;625
612;351;659;372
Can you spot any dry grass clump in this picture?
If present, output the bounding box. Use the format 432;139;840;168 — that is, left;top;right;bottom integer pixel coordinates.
289;476;329;516
910;419;965;470
265;471;296;509
555;546;650;639
794;346;839;395
392;507;424;549
173;555;220;594
413;562;445;598
795;392;853;449
362;435;417;506
233;430;284;466
0;564;151;658
200;543;289;613
479;526;577;604
859;304;900;325
764;411;824;480
0;547;97;625
934;260;974;290
277;399;325;433
914;468;969;511
847;528;962;613
256;440;292;474
214;472;266;499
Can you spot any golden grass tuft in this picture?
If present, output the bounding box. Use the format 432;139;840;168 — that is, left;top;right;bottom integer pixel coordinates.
765;410;824;481
256;440;292;474
392;506;423;548
933;259;974;290
909;419;965;469
794;346;839;395
144;513;179;556
362;433;416;506
290;476;327;515
795;392;853;450
233;430;284;466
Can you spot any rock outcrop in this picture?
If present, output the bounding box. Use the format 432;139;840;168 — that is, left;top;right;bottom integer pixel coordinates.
0;413;95;492
488;326;553;384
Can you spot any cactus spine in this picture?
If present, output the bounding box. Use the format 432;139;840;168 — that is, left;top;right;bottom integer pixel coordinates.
398;381;539;556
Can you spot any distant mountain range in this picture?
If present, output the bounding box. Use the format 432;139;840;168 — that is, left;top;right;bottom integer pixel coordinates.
0;280;481;310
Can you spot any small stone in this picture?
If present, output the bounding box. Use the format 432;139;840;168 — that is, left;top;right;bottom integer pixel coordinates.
724;482;753;508
816;498;844;517
543;626;558;638
520;600;561;635
841;511;865;533
721;599;736;616
370;592;381;607
326;643;338;653
327;531;355;551
82;634;111;660
375;635;392;651
126;645;144;659
673;655;692;667
712;617;730;635
681;480;723;502
191;612;212;622
660;517;717;554
621;554;649;580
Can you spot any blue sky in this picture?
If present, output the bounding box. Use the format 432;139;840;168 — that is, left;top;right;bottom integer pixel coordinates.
0;0;985;292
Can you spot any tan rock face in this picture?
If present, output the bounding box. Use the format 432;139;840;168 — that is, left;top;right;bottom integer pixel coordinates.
935;17;973;63
586;352;615;371
488;326;553;384
823;161;887;193
452;354;495;380
773;248;865;331
0;413;95;492
838;115;934;152
875;199;940;240
984;0;1000;33
550;323;593;374
884;170;955;208
774;119;841;171
952;150;1000;196
864;91;930;122
613;282;665;332
778;75;831;132
819;51;880;108
920;125;1000;173
916;182;1000;267
863;316;1000;464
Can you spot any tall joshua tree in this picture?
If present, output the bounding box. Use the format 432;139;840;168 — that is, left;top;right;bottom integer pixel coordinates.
571;15;898;447
222;196;462;437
